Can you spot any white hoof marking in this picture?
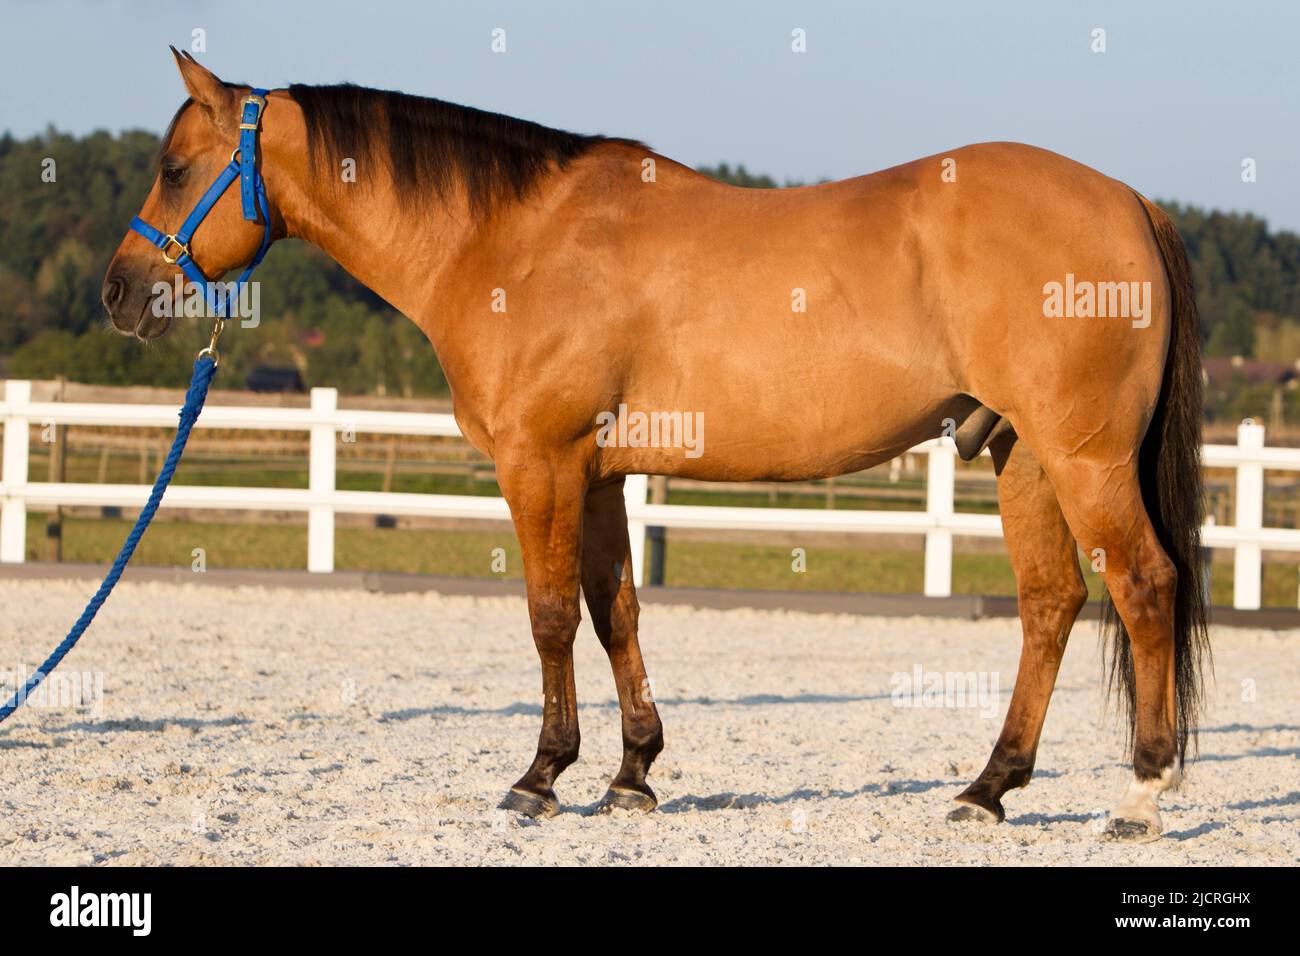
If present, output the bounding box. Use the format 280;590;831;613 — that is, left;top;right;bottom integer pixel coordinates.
1108;766;1177;835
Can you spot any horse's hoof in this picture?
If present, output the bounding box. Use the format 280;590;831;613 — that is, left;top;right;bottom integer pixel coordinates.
596;786;658;814
498;788;558;819
947;801;1002;825
1102;817;1161;843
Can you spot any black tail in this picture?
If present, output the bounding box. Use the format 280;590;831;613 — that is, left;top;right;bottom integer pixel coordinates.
1102;195;1211;768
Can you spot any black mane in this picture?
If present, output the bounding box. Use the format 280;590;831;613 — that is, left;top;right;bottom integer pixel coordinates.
288;83;641;216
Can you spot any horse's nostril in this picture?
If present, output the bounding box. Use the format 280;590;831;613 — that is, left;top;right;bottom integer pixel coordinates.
102;276;127;312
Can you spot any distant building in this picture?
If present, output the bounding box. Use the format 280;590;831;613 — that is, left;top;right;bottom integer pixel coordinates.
245;365;306;393
1202;355;1300;389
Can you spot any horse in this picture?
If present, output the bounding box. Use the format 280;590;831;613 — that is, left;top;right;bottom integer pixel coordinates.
103;50;1210;842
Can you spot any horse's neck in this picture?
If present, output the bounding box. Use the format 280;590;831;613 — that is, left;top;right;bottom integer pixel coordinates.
277;169;473;323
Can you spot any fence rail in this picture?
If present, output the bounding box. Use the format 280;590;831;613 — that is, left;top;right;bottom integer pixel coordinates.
2;381;1297;609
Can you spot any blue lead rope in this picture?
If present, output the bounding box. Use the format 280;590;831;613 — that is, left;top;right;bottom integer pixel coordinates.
0;355;217;724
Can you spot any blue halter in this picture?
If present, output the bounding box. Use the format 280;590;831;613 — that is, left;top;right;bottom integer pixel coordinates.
129;89;273;319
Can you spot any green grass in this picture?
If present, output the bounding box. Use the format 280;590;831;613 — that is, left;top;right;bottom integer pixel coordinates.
31;450;506;497
27;513;523;578
665;539;1300;606
663;541;1106;597
23;513;1300;608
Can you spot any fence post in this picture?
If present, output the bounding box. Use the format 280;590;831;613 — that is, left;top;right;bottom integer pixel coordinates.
1233;419;1265;610
308;388;337;573
924;440;955;598
624;473;649;587
1;381;31;564
646;475;668;586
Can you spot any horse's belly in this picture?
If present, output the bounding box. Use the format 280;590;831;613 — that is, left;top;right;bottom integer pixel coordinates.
593;372;951;482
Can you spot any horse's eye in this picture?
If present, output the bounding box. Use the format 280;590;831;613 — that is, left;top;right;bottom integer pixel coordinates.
162;165;187;185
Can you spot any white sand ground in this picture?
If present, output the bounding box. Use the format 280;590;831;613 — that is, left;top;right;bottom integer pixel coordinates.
0;579;1295;866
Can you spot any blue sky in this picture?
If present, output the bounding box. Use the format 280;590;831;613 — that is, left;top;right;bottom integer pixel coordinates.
3;0;1297;229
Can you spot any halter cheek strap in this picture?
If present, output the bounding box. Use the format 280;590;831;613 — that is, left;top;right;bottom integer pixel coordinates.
129;89;273;318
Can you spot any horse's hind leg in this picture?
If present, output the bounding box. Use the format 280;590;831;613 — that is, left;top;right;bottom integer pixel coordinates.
581;478;664;811
1045;456;1181;841
495;447;589;818
950;436;1087;824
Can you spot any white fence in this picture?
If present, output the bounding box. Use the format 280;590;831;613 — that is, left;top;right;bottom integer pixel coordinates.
1;380;1298;610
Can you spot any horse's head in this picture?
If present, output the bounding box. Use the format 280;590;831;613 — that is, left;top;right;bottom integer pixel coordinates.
103;49;279;340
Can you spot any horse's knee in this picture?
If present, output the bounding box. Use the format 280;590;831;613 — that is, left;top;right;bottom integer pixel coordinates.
529;595;581;645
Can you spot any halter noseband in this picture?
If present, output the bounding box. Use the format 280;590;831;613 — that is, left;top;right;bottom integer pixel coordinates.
129;89;273;322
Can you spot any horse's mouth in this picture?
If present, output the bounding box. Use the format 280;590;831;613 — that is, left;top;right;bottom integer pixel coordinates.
133;296;171;342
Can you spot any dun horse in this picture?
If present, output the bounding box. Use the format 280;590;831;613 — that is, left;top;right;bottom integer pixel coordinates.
104;52;1210;841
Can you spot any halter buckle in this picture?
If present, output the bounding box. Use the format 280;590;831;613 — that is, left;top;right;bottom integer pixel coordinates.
160;234;190;264
238;93;266;130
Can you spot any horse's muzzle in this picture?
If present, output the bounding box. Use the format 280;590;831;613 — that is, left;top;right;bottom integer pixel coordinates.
102;271;169;340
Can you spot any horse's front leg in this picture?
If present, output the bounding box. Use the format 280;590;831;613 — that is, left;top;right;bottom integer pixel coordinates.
581;477;664;812
495;443;591;818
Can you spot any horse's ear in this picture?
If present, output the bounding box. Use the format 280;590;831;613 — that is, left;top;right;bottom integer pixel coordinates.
169;46;237;134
